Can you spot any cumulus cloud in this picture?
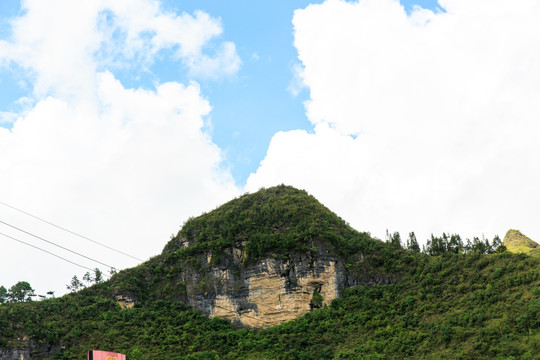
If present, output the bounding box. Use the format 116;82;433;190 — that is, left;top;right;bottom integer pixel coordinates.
186;41;242;79
288;61;307;97
0;0;240;294
247;0;540;245
0;111;17;125
0;0;240;98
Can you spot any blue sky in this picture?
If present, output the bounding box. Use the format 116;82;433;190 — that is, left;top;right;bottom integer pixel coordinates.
2;0;539;296
158;0;440;184
1;0;440;185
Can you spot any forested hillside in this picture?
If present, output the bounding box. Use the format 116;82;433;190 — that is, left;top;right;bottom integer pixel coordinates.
0;186;538;359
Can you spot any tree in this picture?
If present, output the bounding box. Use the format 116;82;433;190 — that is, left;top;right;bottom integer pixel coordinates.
447;234;463;254
425;235;446;256
470;236;495;254
93;268;103;284
406;232;420;253
483;236;493;254
310;290;324;309
492;235;502;250
386;230;402;249
496;244;508;253
8;281;35;302
83;271;93;285
0;285;7;304
83;268;104;285
464;238;473;253
66;275;84;292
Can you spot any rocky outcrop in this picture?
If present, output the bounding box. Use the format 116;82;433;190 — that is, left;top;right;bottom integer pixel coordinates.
0;337;58;360
503;229;540;257
114;238;393;328
172;243;346;328
0;330;61;359
115;294;137;309
0;348;30;360
142;186;396;328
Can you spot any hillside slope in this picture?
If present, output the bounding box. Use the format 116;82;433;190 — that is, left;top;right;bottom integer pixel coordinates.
504;229;540;258
112;185;396;327
0;186;538;359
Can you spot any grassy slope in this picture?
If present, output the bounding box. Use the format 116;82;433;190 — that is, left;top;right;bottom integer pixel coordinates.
504;229;540;258
0;186;539;359
250;252;540;360
1;252;537;360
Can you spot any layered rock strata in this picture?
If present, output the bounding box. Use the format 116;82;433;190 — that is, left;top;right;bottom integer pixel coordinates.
182;251;346;328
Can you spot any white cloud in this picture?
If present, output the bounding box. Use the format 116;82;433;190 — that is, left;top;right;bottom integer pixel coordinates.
248;0;540;245
0;111;17;125
288;61;306;97
0;0;240;295
1;0;240;99
186;41;242;79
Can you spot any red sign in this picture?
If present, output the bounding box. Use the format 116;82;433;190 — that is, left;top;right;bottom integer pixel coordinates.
88;350;126;360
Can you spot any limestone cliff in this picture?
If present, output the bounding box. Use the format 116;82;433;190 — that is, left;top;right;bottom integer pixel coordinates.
110;186;392;328
0;348;30;360
113;239;391;328
180;245;347;327
0;337;51;360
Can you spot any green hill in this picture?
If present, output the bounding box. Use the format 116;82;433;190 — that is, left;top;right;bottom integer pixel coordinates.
163;184;376;262
504;229;540;258
0;186;538;359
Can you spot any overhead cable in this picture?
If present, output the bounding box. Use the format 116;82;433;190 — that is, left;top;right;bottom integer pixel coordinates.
0;231;95;273
0;220;115;269
0;200;142;262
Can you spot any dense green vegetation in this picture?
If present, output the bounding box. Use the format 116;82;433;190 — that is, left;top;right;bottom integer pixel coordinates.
164;185;375;262
0;186;539;359
1;251;538;359
0;281;36;303
504;229;540;258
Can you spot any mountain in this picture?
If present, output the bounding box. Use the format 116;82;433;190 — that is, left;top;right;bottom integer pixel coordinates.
504;229;540;258
0;185;539;359
113;185;393;328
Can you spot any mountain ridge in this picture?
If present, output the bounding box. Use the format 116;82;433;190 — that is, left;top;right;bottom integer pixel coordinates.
111;185;397;327
0;185;538;359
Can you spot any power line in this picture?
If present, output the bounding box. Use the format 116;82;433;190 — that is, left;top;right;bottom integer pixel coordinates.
0;231;95;273
0;220;115;269
0;200;142;262
1;224;304;322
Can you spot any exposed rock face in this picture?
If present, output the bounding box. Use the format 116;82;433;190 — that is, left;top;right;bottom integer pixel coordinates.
115;294;137;309
177;245;347;328
148;186;395;327
116;237;393;328
0;348;30;360
0;333;57;359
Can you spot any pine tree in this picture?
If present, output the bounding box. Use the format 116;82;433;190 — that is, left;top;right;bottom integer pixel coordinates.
406;232;420;253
